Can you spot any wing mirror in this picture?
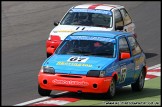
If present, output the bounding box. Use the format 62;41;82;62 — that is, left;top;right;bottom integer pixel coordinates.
120;52;130;60
54;21;59;26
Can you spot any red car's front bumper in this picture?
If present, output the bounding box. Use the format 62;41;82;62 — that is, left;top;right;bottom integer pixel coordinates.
38;72;113;93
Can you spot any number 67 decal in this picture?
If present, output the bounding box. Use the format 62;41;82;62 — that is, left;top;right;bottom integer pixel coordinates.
119;65;127;83
67;56;89;62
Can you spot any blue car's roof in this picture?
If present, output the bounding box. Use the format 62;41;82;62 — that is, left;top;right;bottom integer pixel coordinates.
70;31;131;38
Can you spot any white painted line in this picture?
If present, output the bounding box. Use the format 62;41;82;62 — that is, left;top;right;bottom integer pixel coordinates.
145;78;150;80
148;64;161;70
147;72;161;76
152;67;161;70
34;100;70;105
14;97;50;106
14;91;68;106
55;91;68;96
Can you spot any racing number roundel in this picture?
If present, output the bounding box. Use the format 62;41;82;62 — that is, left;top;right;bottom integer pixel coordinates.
67;56;89;62
119;65;127;83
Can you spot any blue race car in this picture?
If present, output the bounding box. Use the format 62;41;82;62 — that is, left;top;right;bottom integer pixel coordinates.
38;31;147;99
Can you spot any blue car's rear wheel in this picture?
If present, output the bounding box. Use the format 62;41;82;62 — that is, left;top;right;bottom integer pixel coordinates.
131;69;145;91
38;85;51;96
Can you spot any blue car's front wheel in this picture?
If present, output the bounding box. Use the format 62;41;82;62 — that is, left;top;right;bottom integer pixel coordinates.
105;77;116;99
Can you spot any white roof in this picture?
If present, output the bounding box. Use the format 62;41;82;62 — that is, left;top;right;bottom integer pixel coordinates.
73;3;124;10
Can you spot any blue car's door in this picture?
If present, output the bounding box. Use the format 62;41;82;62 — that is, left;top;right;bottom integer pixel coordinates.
127;36;145;82
118;57;135;85
117;37;135;86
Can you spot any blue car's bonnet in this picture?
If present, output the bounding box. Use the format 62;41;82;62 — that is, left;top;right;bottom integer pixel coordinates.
43;55;115;75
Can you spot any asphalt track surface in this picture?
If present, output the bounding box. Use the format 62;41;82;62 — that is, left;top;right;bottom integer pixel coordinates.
1;1;161;106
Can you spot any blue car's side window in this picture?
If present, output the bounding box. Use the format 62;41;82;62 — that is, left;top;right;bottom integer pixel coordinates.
127;37;142;56
118;37;131;59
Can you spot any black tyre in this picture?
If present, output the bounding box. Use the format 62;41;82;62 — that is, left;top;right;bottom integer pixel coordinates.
38;85;51;96
106;78;116;99
47;53;52;58
131;69;145;91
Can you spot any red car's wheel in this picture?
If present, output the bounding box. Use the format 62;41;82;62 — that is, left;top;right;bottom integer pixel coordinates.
47;53;52;58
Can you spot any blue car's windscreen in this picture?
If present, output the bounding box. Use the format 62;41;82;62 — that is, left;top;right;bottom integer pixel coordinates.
55;36;115;58
60;8;113;28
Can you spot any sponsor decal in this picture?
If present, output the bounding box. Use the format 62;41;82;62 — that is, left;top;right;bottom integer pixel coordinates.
70;8;112;15
56;61;92;67
133;74;138;79
67;56;89;62
119;65;127;83
56;30;75;32
134;56;144;70
69;36;115;43
52;79;89;86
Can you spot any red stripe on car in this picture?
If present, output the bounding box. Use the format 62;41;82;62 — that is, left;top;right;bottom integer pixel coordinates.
88;4;103;9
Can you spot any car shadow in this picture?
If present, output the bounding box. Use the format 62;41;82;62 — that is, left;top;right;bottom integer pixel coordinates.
145;52;158;59
49;87;160;101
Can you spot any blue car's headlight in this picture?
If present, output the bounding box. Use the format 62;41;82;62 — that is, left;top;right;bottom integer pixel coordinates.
86;70;106;77
41;66;55;74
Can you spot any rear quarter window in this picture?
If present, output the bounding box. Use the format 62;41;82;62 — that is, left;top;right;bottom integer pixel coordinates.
120;8;132;25
119;37;130;53
127;37;142;56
